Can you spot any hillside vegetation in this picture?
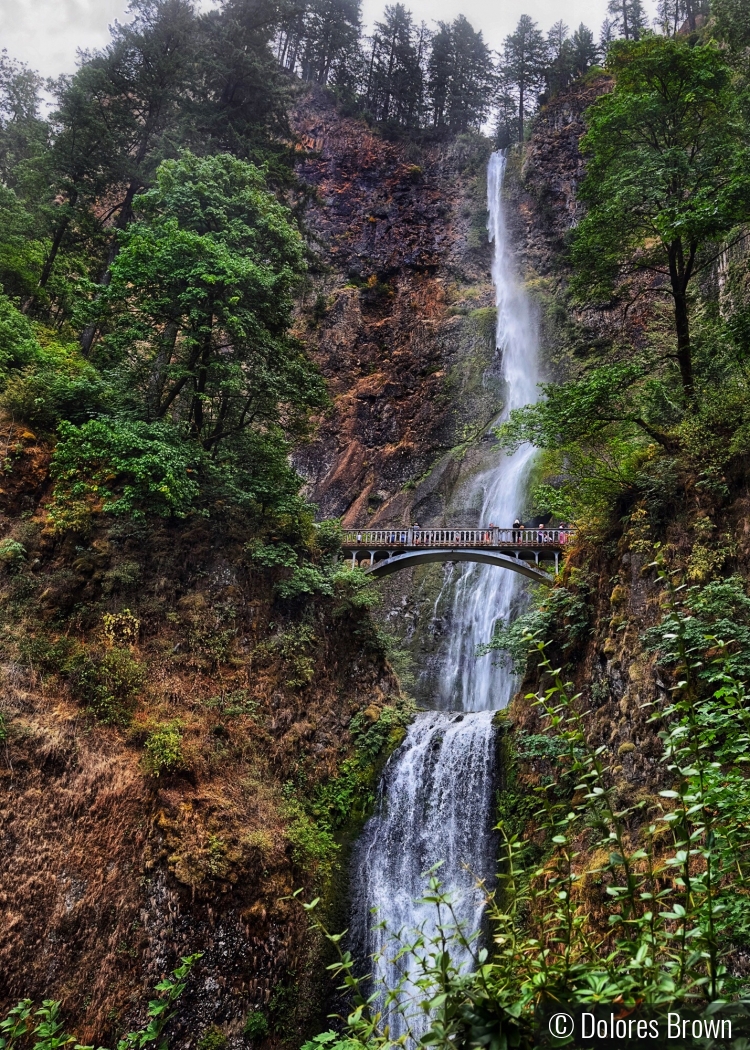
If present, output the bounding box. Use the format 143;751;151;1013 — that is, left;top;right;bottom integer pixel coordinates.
3;0;750;1048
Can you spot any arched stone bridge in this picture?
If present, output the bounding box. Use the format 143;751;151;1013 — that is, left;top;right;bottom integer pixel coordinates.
341;527;572;586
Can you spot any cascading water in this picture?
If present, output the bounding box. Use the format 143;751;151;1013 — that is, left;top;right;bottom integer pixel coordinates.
350;152;541;1039
439;151;540;713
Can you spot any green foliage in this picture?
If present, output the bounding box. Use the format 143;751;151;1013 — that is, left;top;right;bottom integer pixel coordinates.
196;1028;227;1050
283;792;340;877
65;646;145;725
0;293;41;378
643;575;750;681
0;539;26;566
713;0;750;55
312;703;412;829
313;519;343;556
275;564;334;600
300;1033;364;1050
478;580;592;675
242;1012;268;1040
573;36;750;398
94;151;324;448
1;339;109;432
0;954;201;1050
49;420;201;531
144;721;184;777
282;701;412;886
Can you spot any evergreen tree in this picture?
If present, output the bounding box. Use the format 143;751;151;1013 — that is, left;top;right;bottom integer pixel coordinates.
299;0;361;84
366;5;421;126
607;0;649;41
599;17;618;53
571;24;599;76
501;15;548;143
546;21;574;96
656;0;688;36
0;52;47;193
186;0;292;160
41;0;197;318
712;0;750;53
427;16;493;132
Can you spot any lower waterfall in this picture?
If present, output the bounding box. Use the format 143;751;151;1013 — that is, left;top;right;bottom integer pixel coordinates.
350;150;540;1040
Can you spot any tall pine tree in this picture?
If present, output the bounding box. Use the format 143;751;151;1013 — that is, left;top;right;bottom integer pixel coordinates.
501;15;548;143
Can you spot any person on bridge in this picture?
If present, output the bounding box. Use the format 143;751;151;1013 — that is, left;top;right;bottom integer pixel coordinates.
513;518;521;542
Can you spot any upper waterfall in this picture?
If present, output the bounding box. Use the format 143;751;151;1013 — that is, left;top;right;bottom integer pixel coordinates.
438;150;541;713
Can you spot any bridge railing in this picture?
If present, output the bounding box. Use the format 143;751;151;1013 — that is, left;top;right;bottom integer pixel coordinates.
341;527;572;548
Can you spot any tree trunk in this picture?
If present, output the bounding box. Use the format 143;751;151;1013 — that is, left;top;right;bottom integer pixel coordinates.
148;321;179;419
668;239;695;402
673;286;694;401
518;79;525;143
38;210;73;290
80;180;141;356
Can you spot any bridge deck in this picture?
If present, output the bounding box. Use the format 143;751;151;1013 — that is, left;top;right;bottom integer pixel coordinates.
341;527;571;552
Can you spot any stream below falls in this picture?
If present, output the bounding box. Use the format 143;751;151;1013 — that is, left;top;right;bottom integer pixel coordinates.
350;151;541;1040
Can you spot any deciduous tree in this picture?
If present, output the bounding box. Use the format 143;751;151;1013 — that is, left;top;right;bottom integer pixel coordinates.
572;37;750;402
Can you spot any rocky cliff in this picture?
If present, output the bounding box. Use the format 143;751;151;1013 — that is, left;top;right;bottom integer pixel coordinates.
0;421;404;1047
289;85;504;528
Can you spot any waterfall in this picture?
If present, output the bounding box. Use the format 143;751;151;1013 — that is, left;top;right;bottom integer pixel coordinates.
350;151;540;1040
439;150;540;713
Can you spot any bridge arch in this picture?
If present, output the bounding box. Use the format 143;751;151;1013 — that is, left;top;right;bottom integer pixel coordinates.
360;548;553;586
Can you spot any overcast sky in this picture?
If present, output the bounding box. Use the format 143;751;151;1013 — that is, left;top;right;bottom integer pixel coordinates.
1;0;657;81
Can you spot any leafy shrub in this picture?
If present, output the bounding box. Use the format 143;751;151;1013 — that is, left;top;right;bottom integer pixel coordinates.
197;1025;228;1050
48;419;201;531
1;340;109;431
0;293;41;380
102;609;140;647
243;1011;269;1039
313;518;343;555
300;1033;363;1050
643;575;750;682
0;538;26;566
69;646;145;724
275;563;333;600
144;721;184;776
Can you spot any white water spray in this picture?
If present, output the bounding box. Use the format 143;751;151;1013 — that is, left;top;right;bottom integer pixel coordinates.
351;152;540;1039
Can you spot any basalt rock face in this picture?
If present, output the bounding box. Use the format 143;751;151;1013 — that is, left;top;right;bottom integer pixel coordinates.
290;85;502;527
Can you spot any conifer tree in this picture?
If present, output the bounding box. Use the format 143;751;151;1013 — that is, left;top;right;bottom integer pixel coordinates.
501;15;548;143
571;24;599;76
607;0;649;41
546;21;574;96
366;4;421;125
299;0;361;84
427;16;493;132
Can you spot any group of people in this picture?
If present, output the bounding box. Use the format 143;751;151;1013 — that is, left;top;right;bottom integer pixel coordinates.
511;519;569;544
